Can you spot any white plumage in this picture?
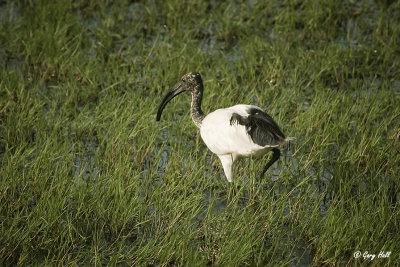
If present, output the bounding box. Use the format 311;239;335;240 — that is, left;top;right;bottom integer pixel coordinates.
156;72;293;182
201;105;280;182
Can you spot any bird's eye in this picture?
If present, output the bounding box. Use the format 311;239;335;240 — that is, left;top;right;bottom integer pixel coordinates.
182;78;186;82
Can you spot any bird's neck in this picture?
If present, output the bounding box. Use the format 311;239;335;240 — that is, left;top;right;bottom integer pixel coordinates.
190;86;205;128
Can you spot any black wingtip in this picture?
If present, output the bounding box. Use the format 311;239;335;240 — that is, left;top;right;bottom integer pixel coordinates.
243;108;286;147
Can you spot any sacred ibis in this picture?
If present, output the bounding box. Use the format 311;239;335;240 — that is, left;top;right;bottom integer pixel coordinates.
156;72;294;182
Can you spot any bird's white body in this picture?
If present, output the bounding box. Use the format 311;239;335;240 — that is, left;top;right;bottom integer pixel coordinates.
200;104;280;182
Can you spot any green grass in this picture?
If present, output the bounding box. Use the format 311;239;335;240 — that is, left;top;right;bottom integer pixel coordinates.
1;0;400;265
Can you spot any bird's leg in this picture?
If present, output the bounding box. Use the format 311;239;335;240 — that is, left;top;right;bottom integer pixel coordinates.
218;155;234;182
260;148;280;179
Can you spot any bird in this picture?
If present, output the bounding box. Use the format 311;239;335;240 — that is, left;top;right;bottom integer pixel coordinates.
156;72;294;182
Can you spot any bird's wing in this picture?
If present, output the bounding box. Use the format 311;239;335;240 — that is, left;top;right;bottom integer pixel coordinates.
231;108;286;147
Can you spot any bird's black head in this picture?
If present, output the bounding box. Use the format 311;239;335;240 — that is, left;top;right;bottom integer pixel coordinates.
156;72;203;121
180;72;202;92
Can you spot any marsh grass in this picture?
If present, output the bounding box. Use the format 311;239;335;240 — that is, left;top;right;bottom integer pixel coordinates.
1;0;400;265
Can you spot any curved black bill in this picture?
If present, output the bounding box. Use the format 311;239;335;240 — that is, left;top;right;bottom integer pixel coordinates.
156;82;185;121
